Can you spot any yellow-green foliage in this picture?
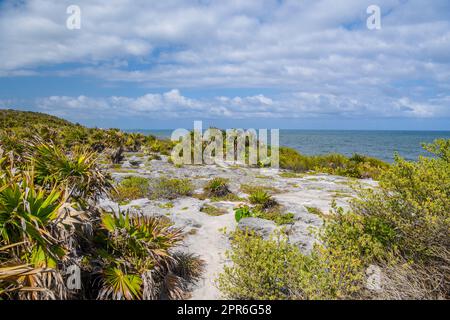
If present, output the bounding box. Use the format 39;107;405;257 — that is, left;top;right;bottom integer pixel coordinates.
260;211;294;225
200;204;227;216
112;176;150;202
220;139;450;299
248;189;277;209
305;206;325;217
32;141;113;201
240;184;280;195
0;109;73;129
234;205;294;225
279;147;389;179
0;111;205;301
150;177;193;200
149;139;173;156
97;211;203;300
218;230;363;300
349;139;450;297
204;177;231;197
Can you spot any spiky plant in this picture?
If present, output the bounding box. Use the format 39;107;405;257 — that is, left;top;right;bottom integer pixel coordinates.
29;139;113;202
249;189;278;210
95;211;203;300
0;157;72;299
0;151;95;300
204;177;231;198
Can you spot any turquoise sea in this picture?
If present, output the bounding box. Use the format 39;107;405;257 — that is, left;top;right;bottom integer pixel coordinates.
128;129;450;163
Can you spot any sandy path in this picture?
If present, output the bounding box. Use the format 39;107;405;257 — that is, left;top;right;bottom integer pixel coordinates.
182;206;235;300
163;198;237;300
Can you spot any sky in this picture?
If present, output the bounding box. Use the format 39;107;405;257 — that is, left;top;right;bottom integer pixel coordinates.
0;0;449;130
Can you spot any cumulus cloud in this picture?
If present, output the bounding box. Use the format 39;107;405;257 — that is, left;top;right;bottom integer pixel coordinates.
2;89;448;122
0;0;449;122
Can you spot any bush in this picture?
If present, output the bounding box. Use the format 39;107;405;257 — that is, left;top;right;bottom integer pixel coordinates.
112;176;150;202
248;190;278;210
150;177;193;200
234;205;254;222
349;139;450;298
204;177;231;197
97;211;203;299
31;141;113;201
218;230;362;300
220;139;450;300
234;205;293;225
279;147;389;179
260;211;294;225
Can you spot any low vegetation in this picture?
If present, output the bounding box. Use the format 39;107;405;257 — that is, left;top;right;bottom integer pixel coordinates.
112;176;150;203
194;178;242;202
234;205;294;225
220;140;450;300
204;178;231;198
0;110;203;300
279;147;389;179
150;177;193;200
248;190;278;210
97;212;203;299
200;204;227;216
305;206;325;217
240;184;281;195
2;110;447;301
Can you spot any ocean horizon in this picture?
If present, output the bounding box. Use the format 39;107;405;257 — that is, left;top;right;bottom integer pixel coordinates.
127;129;450;163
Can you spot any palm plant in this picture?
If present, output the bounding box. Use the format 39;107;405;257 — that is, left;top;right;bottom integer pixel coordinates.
249;189;278;210
0;242;65;300
0;155;73;299
29;139;113;202
0;162;66;257
95;211;203;300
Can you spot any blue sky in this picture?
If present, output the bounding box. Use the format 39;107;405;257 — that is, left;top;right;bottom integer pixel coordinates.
0;0;449;130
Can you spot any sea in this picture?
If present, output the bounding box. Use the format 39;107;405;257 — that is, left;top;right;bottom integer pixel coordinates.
127;129;450;163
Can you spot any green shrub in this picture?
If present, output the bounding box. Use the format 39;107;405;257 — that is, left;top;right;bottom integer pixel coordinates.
234;205;254;222
112;176;150;202
97;211;203;299
204;177;231;197
151;177;193;200
240;184;280;195
200;204;227;216
348;139;450;298
279;147;389;179
220;139;450;300
218;230;363;300
260;211;294;225
305;206;325;217
233;205;293;225
249;190;278;210
32;141;113;201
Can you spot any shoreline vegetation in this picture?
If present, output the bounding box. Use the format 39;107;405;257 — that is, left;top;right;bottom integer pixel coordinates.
0;109;448;300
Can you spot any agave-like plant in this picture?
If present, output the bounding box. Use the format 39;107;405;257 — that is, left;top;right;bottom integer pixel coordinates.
95;211;203;300
0;157;66;258
29;139;113;202
0;152;87;300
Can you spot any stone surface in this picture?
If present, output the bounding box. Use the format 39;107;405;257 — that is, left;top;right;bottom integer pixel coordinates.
237;217;278;239
105;152;377;299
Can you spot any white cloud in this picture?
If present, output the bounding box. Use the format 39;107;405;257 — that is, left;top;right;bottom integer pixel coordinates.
1;89;447;122
0;0;449;121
